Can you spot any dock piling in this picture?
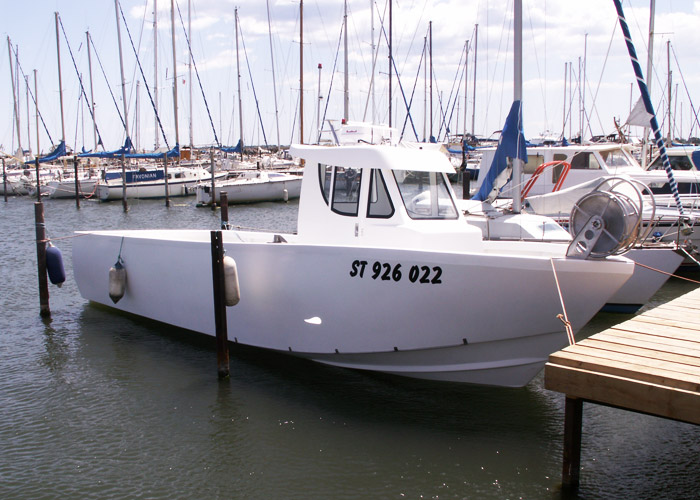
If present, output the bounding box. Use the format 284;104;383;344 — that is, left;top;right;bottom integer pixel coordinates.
210;230;230;378
562;397;583;489
163;152;170;207
121;154;128;212
73;155;80;208
2;158;7;202
210;149;216;210
34;202;50;317
220;191;229;229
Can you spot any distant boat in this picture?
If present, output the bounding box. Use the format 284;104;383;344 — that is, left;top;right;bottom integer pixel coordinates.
73;143;635;387
97;165;223;201
195;169;302;206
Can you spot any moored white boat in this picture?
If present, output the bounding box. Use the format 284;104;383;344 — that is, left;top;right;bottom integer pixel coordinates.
98;165;223;201
73;144;635;387
195;170;302;205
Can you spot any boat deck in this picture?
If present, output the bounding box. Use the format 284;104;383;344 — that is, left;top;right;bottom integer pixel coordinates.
544;285;700;488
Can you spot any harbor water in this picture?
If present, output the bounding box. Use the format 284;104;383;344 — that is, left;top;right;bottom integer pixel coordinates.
2;195;700;499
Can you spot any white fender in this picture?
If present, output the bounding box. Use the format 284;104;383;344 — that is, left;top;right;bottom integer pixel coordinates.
223;256;240;306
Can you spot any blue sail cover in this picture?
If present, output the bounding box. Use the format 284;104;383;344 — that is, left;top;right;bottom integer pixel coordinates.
78;137;134;158
125;143;180;159
220;139;242;154
446;142;476;155
26;140;66;165
472;100;527;202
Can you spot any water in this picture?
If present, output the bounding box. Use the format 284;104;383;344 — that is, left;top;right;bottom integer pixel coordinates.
2;195;700;499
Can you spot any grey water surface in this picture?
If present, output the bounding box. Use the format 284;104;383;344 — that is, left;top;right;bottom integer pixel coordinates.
1;195;699;500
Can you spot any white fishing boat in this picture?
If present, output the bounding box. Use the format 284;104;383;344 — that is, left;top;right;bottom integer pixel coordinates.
97;165;222;201
73;144;635;387
195;169;302;206
47;170;101;199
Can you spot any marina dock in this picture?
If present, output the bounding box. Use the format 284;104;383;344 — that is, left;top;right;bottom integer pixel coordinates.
545;286;700;488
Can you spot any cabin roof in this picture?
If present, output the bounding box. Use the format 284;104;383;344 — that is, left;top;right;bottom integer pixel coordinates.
289;144;455;173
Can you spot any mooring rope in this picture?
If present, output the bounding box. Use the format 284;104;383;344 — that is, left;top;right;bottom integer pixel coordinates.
550;259;576;345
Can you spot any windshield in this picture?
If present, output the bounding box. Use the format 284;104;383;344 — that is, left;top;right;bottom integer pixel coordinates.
393;170;458;219
602;150;634;168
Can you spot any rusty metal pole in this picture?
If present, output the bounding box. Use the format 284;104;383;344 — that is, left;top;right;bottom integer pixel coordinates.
35;201;50;317
73;155;80;208
210;230;230;378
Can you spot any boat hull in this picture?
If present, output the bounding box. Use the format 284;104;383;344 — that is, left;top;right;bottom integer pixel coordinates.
73;229;633;387
196;177;302;205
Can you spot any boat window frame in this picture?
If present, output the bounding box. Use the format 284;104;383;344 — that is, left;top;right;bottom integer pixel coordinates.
318;163;334;206
331;166;362;216
366;168;395;219
393;170;459;220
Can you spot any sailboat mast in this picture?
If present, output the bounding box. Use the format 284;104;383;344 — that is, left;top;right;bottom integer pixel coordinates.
429;21;432;141
471;24;478;135
371;0;375;124
34;70;40;155
235;8;244;160
512;0;523;214
641;0;655;168
86;31;98;150
188;0;193;148
266;0;281;152
343;0;349;122
7;39;21;156
114;1;131;142
388;0;392;127
300;0;304;144
667;40;672;142
54;14;66;143
463;40;469;139
25;76;31;155
154;0;160;149
170;0;179;148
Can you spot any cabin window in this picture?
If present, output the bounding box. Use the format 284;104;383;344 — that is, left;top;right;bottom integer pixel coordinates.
551;153;569;184
367;169;394;218
318;163;333;205
570;152;601;170
523;154;544;174
332;167;362;216
601;150;632;168
394;170;458;220
649;155;693;171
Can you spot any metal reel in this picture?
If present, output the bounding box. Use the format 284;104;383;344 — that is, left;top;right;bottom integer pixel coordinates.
567;189;642;259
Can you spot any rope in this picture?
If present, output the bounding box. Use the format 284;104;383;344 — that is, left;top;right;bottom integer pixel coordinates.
550;259;576;345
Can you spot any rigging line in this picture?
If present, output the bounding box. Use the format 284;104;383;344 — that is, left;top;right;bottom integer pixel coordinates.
239;18;269;148
174;0;220;147
58;15;105;150
525;2;548;130
378;22;419;141
436;43;467;141
585;18;618;138
362;0;383;122
10;44;54;146
399;37;425;142
88;34;127;134
118;2;170;150
670;44;700;137
317;21;344;144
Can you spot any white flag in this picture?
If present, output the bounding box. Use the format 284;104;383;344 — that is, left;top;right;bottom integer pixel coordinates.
625;96;653;127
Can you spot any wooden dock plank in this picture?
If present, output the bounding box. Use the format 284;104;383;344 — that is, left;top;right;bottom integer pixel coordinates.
544;363;700;425
545;286;700;488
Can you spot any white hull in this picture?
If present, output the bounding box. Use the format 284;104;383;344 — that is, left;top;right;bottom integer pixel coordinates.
196;172;302;205
73;229;632;387
48;179;100;199
98;178;196;200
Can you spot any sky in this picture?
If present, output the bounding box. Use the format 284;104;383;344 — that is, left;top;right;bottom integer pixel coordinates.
1;0;699;157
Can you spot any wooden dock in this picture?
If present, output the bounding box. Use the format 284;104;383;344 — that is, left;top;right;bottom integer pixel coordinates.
544;286;700;488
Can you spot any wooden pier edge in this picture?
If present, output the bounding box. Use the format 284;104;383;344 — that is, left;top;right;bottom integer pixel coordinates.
544;286;700;489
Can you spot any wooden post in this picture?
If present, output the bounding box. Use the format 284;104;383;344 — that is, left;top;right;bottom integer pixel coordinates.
210;149;216;210
35;157;41;201
562;396;583;489
2;158;7;202
163;152;170;207
210;230;230;378
220;191;229;229
35;202;50;317
73;155;80;208
462;139;470;199
121;153;128;212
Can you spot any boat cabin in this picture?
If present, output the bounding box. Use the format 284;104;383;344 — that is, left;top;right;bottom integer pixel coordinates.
289;144;483;250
